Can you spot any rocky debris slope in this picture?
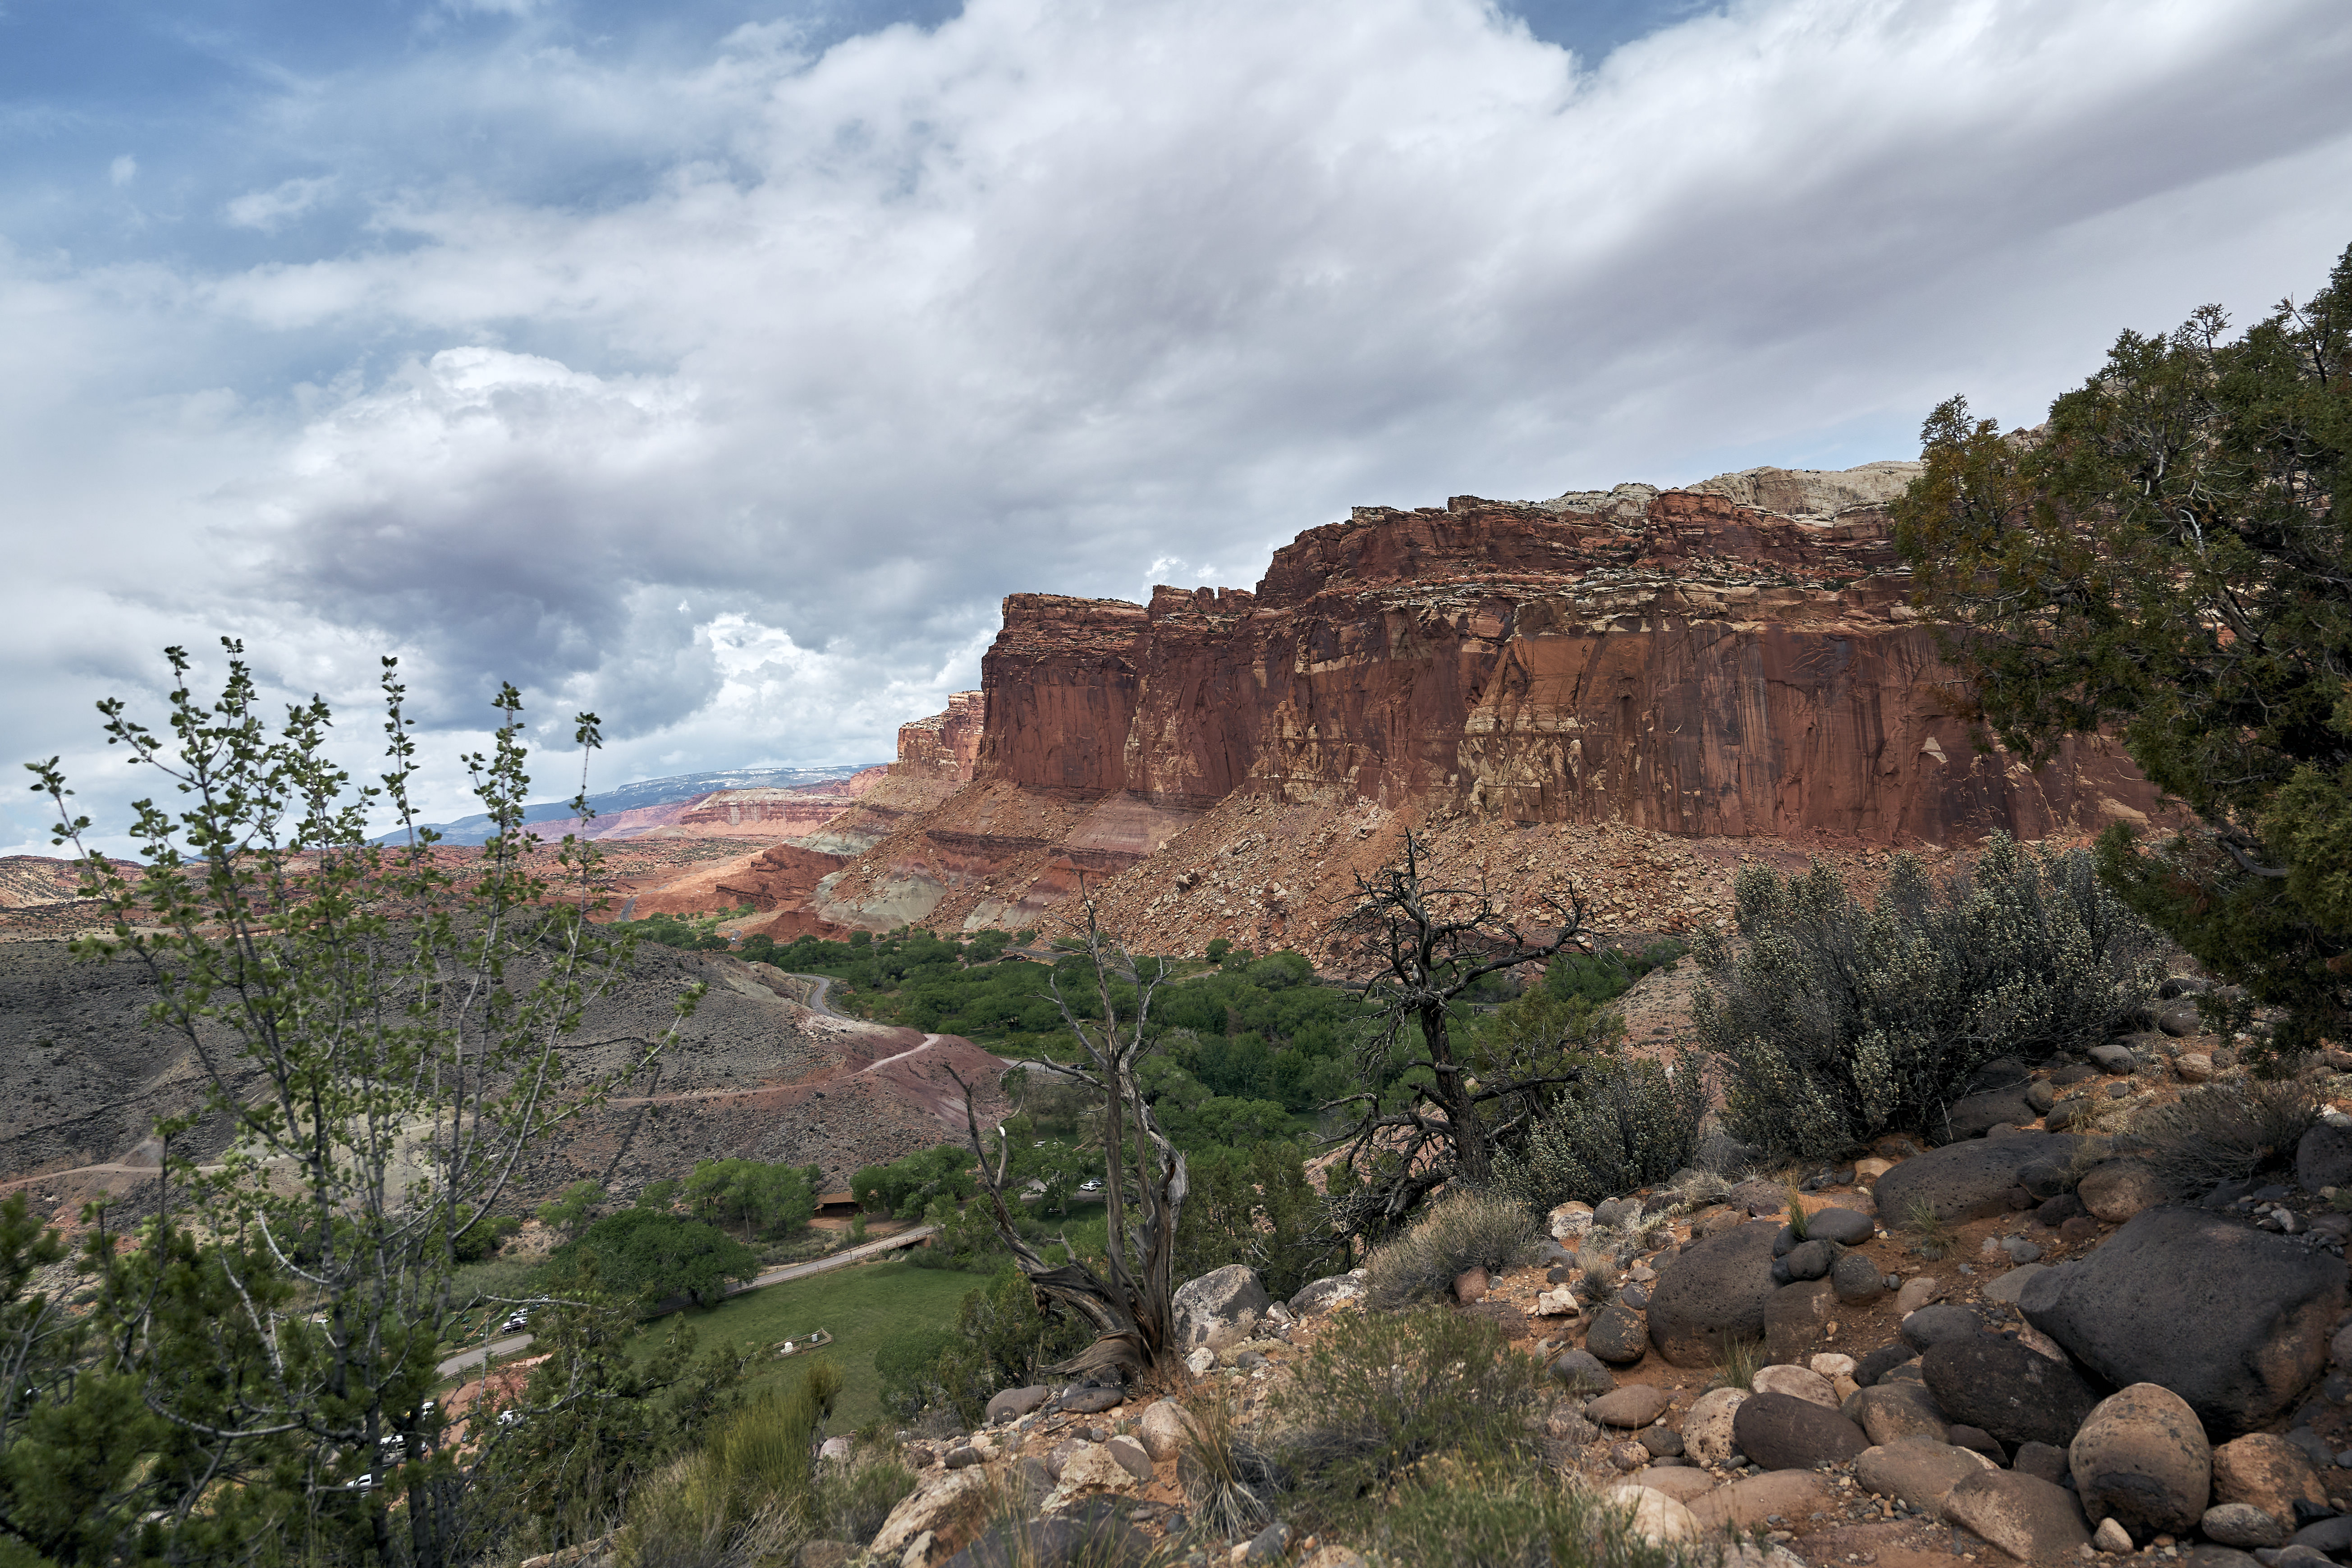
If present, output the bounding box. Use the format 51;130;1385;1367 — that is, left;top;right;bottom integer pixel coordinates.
763;464;2164;948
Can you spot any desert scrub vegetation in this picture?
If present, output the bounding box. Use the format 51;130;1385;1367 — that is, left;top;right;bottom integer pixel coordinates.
1267;1308;1552;1530
1177;1391;1284;1543
1709;1334;1763;1391
620;1362;915;1568
1371;1457;1705;1568
1693;833;2162;1159
1495;1050;1710;1209
1899;1198;1956;1261
1361;1187;1541;1308
2133;1075;2325;1196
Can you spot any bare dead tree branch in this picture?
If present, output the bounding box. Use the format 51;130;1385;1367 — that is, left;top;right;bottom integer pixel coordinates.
943;883;1189;1382
1329;828;1595;1235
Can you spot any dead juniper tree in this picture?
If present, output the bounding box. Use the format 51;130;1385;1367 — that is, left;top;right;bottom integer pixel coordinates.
1330;828;1595;1237
946;890;1185;1383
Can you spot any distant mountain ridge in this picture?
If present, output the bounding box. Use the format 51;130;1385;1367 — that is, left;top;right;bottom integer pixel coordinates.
372;764;883;847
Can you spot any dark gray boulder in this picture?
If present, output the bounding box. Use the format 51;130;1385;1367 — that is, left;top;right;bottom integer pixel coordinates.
1592;1196;1642;1229
1550;1348;1616;1394
1765;1279;1839;1365
1731;1391;1870;1470
1585;1302;1650;1365
1873;1132;2082;1225
2297;1123;2352;1194
2019;1206;2348;1438
1807;1206;1877;1245
1921;1334;2101;1448
1832;1251;1886;1304
1057;1385;1124;1415
1645;1219;1779;1367
1726;1179;1789;1215
986;1385;1052;1423
1943;1084;2041;1143
1901;1304;1983;1350
1857;1342;1919;1386
1782;1238;1838;1281
2013;1440;2070;1483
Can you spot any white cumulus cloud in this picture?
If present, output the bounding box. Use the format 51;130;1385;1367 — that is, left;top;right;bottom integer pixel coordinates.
225;175;338;232
5;0;2352;851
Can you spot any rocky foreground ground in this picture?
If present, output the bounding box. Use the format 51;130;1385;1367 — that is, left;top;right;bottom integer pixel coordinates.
809;1025;2352;1568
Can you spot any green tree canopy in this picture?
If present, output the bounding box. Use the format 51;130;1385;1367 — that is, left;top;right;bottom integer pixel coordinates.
1896;243;2352;1059
559;1209;759;1308
14;643;700;1566
850;1144;976;1220
683;1159;822;1239
536;1179;608;1242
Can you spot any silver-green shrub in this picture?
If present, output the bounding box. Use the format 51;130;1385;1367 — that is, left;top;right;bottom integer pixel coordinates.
1693;833;2160;1159
1362;1188;1541;1308
1495;1050;1710;1208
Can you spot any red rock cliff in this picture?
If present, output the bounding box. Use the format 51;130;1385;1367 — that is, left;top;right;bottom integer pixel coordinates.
894;692;986;784
973;489;2156;845
738;466;2167;948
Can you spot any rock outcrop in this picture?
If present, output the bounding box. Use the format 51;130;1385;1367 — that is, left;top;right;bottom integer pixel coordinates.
747;466;2165;944
895;692;987;784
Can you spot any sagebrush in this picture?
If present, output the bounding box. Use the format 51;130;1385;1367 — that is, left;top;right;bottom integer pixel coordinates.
1269;1308;1551;1528
1693;834;2161;1158
1495;1050;1709;1208
1362;1188;1541;1309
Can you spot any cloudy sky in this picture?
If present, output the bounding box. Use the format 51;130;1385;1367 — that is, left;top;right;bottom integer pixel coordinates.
5;0;2350;852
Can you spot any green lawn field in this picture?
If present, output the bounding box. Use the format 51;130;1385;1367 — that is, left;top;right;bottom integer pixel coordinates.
637;1258;985;1431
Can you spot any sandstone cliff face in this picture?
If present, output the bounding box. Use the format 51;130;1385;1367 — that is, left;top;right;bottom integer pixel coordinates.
977;487;2152;842
894;692;986;783
754;467;2164;948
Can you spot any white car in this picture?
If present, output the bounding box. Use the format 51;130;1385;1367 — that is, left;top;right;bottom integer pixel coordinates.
1078;1178;1103;1192
502;1311;531;1332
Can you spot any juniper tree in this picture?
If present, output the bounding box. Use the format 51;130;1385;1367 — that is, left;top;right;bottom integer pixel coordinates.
1895;243;2352;1063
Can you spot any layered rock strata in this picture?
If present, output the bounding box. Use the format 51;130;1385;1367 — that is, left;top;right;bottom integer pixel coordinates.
765;465;2162;946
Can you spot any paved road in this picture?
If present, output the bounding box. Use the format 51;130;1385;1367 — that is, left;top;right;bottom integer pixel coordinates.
436;1333;536;1380
795;974;848;1019
735;1224;936;1291
432;1223;937;1381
